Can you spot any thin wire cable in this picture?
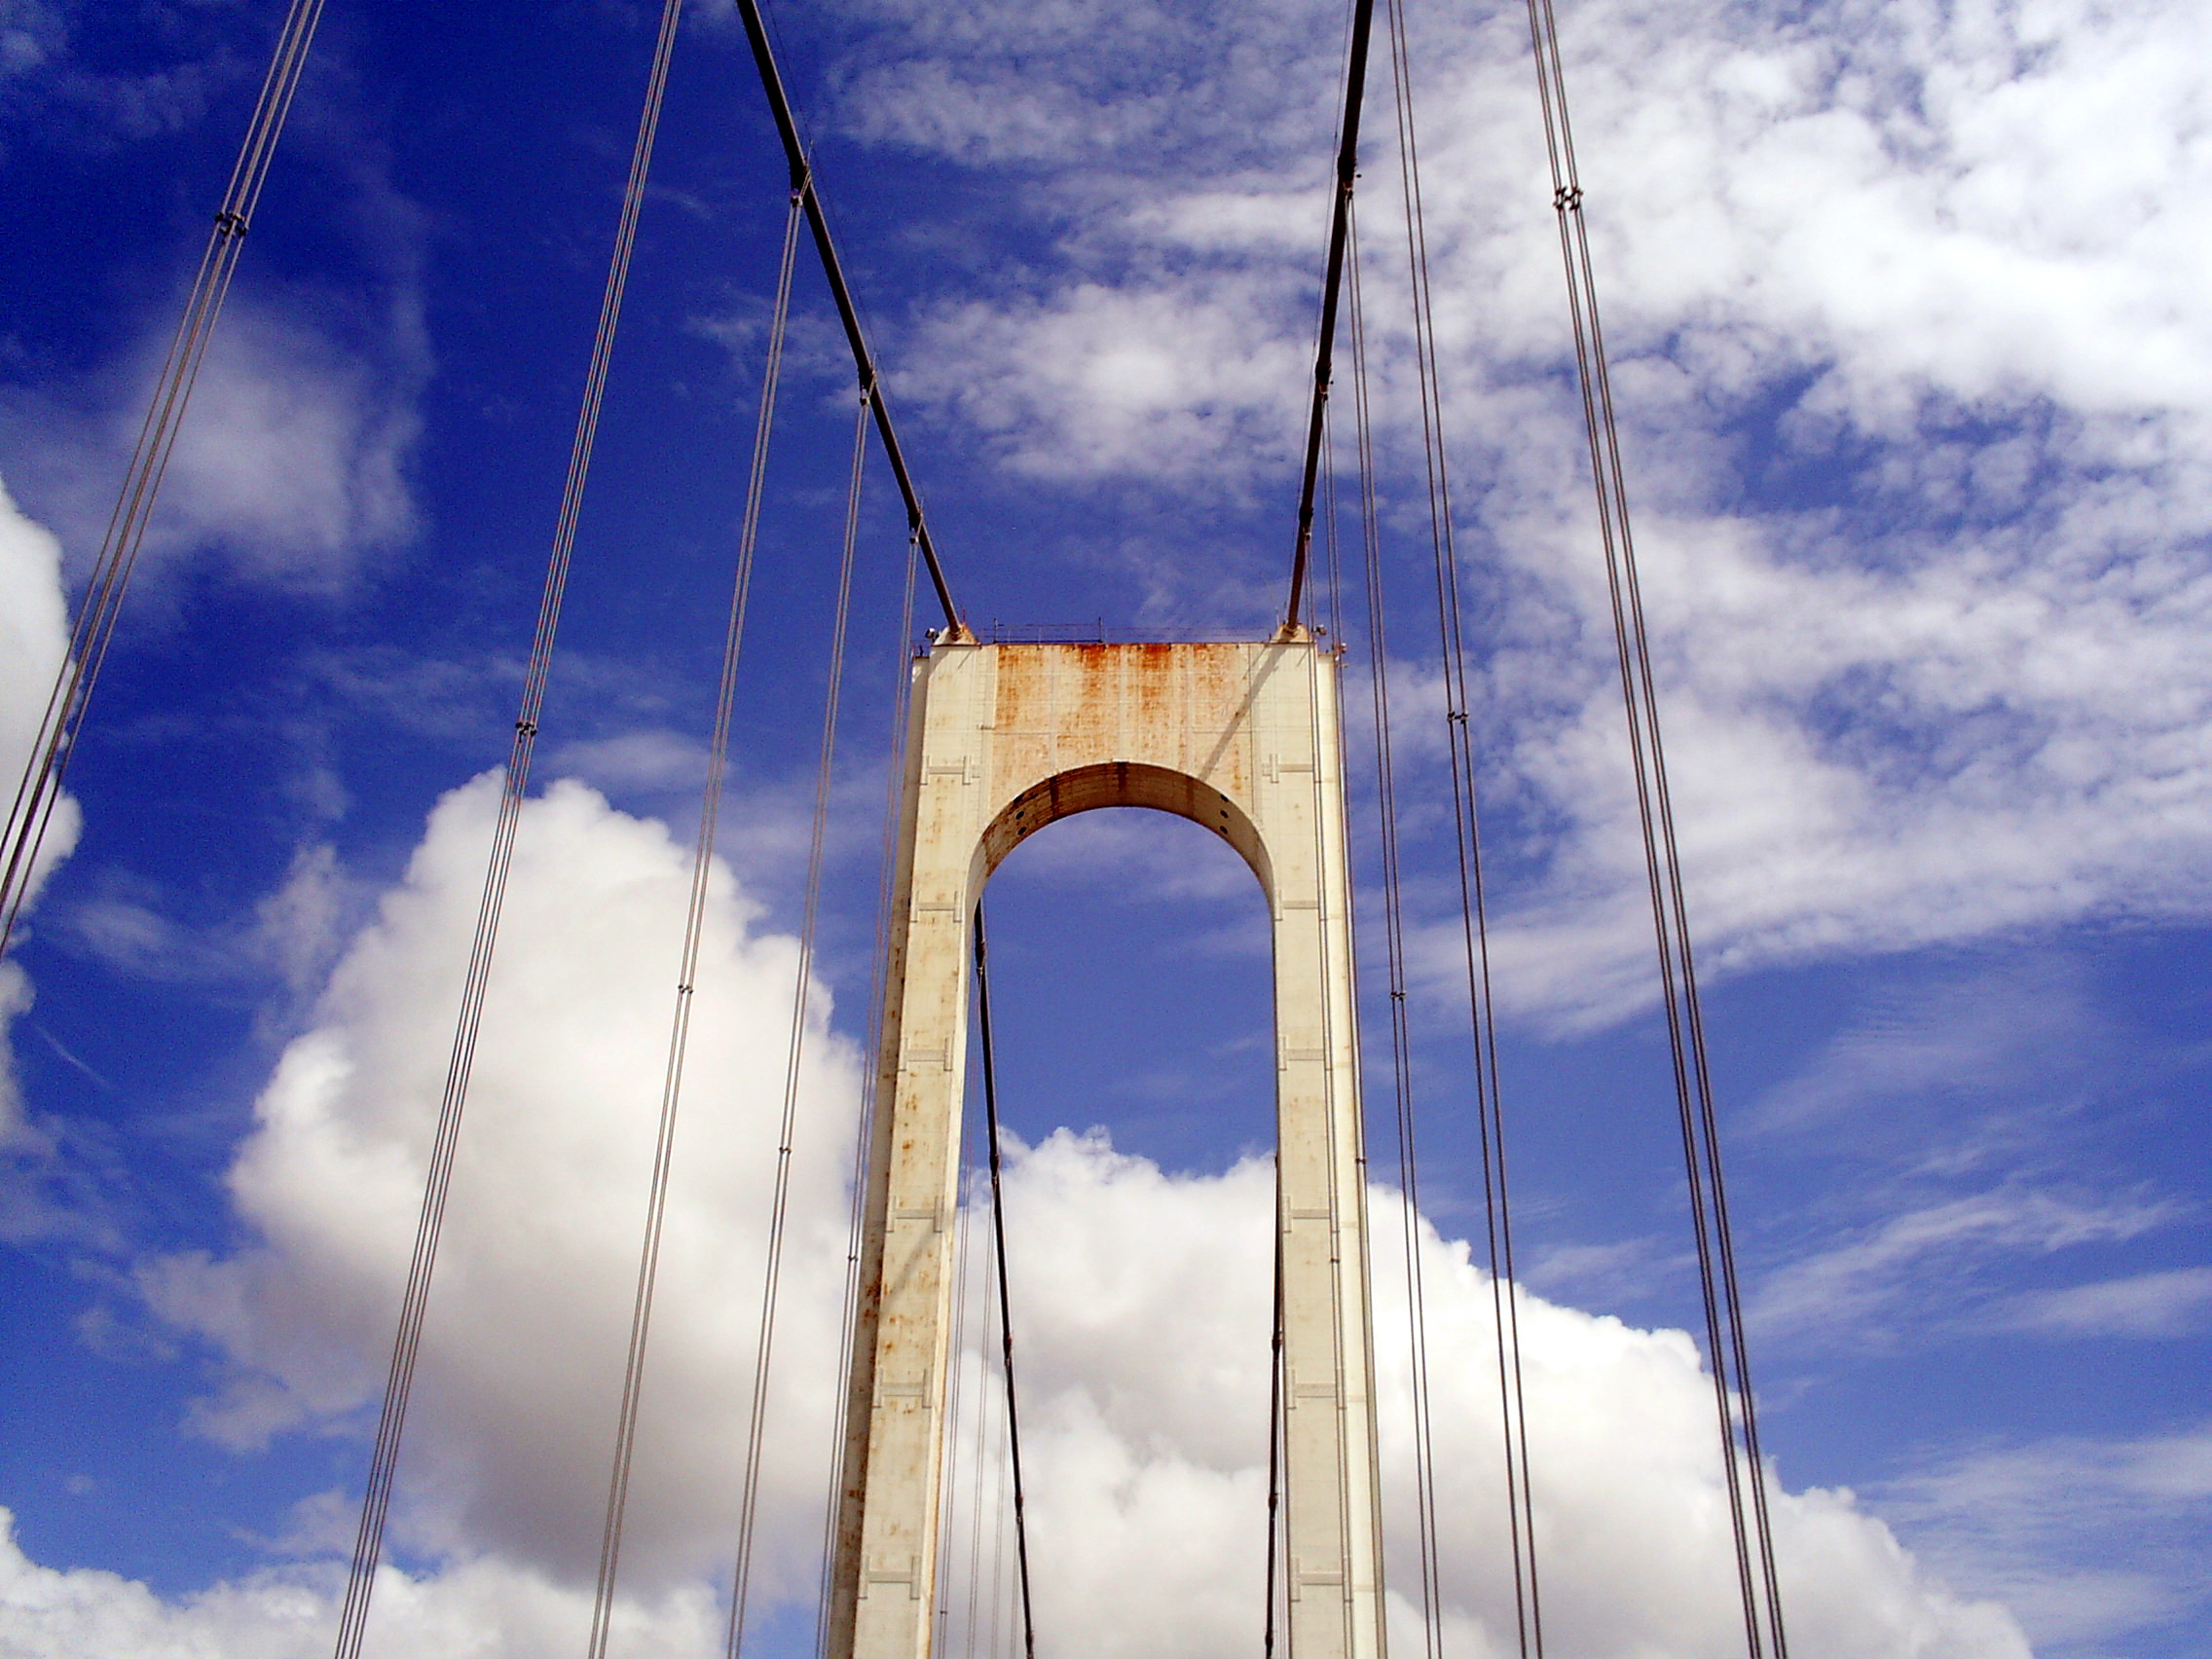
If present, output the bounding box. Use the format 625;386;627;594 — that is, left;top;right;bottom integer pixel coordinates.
579;185;804;1659
1344;200;1445;1659
958;1227;1002;1653
1518;0;1788;1652
330;7;684;1653
724;392;873;1659
0;0;325;960
970;905;1037;1659
936;1147;980;1656
1380;1;1546;1650
812;530;922;1659
1262;1179;1285;1659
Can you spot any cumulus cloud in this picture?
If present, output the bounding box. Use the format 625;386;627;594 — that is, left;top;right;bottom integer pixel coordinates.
0;473;84;1239
839;0;2212;1019
0;1508;721;1659
136;771;862;1594
0;772;2031;1655
0;474;80;946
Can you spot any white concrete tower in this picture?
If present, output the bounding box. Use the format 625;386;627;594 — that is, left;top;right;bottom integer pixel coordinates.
827;634;1386;1659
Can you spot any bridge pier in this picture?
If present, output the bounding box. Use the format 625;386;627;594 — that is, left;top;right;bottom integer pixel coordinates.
828;635;1386;1659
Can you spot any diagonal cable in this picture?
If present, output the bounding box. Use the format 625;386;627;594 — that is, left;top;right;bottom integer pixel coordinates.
579;183;806;1659
1518;0;1790;1650
724;388;873;1659
330;4;686;1651
1;0;325;960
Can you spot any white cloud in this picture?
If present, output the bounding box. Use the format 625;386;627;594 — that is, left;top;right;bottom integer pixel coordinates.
0;474;86;1242
0;294;424;592
1993;1266;2212;1339
135;771;862;1595
1751;1186;2173;1345
0;473;80;953
0;771;2037;1655
841;0;2212;1017
1876;1421;2212;1650
0;1507;721;1659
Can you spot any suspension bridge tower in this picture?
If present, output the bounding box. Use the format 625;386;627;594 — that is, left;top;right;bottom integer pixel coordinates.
828;628;1387;1659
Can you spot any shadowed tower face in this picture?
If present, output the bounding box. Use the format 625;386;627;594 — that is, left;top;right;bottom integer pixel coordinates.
829;636;1386;1659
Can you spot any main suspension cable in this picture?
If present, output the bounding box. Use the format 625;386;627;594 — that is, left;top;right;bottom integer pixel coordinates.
1380;0;1546;1650
578;184;805;1659
0;0;325;960
726;0;962;633
724;390;873;1659
970;905;1038;1659
1285;0;1380;633
331;5;684;1652
1519;0;1788;1652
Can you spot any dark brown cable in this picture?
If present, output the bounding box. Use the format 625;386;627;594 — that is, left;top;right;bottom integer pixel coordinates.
970;906;1037;1659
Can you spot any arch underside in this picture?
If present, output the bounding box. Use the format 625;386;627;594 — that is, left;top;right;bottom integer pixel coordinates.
976;759;1274;900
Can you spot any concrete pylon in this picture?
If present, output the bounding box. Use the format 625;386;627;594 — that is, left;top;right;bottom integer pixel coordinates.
827;633;1385;1659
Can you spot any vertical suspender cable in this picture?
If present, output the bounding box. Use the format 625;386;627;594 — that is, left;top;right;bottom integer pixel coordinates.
331;6;685;1653
812;530;922;1659
1380;2;1546;1652
1262;1202;1285;1658
724;391;873;1659
579;185;804;1659
957;1223;1002;1653
970;906;1038;1659
1518;0;1789;1653
1343;202;1445;1659
934;1130;981;1655
0;0;325;959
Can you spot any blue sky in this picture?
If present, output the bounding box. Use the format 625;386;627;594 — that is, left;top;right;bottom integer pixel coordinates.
1;0;2208;1654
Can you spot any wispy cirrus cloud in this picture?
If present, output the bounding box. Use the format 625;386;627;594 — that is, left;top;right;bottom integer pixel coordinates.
1876;1420;2212;1652
1990;1266;2212;1340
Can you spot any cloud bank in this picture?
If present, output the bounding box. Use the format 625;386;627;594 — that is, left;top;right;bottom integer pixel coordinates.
0;769;2028;1655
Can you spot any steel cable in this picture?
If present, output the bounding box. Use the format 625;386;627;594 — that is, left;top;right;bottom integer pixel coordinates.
577;185;804;1659
958;1226;1001;1653
970;905;1038;1659
330;6;685;1652
811;529;921;1658
1517;0;1789;1651
0;0;325;960
1286;0;1381;631
1379;1;1547;1650
723;391;873;1659
935;1142;980;1657
1344;202;1446;1659
1262;1195;1285;1658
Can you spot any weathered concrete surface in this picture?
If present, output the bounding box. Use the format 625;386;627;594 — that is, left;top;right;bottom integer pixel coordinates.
827;635;1385;1659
